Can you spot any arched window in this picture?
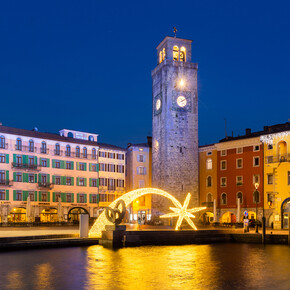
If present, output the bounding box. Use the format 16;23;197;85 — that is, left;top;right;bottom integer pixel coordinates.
29;139;34;152
180;47;186;62
41;141;47;154
66;145;71;157
162;48;165;60
76;146;80;157
207;193;213;203
16;138;22;151
88;135;94;142
221;193;227;205
207;176;212;187
83;147;87;158
0;136;5;149
55;143;60;155
173;45;179;61
237;192;243;204
92;148;96;159
67;132;74;138
206;158;212;170
277;141;287;161
159;51;163;64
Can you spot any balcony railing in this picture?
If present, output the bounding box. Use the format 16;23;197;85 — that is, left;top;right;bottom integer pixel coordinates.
40;148;49;154
0;143;8;150
0;180;13;186
14;145;37;153
265;154;290;164
201;202;214;207
12;162;39;171
54;150;63;156
37;182;54;189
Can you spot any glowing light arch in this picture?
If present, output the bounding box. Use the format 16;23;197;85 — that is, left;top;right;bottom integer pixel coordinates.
89;188;183;238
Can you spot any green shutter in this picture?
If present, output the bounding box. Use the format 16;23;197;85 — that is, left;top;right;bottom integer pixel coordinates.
47;159;50;167
84;178;87;187
52;160;56;168
34;156;37;165
52;176;55;184
97;164;99;172
89;194;92;203
84;194;87;203
77;177;79;186
6;190;9;201
89;178;92;187
34;191;37;201
6;154;9;164
23;173;28;183
61;161;65;169
71;162;74;170
53;192;55;202
13;172;16;181
97;194;100;203
35;174;37;183
38;173;41;182
39;192;42;202
97;179;99;187
89;163;92;171
13;154;16;163
84;163;87;171
47;192;50;202
61;176;66;185
6;171;9;181
71;177;74;186
13;190;16;201
77;194;79;203
71;193;74;203
23;155;28;164
47;174;50;183
61;192;65;202
76;162;79;170
23;191;29;201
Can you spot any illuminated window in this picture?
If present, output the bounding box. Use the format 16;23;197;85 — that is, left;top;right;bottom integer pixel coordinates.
253;174;260;184
221;150;227;156
267;174;273;184
173;45;179;61
221;177;227;187
236;147;243;154
237;192;243;204
220;160;227;170
236;176;243;186
180;47;186;62
162;48;165;60
159;51;163;64
221;193;227;205
236;158;243;168
206;158;212;170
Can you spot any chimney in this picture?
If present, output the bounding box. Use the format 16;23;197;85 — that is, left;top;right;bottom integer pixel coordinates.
245;128;251;135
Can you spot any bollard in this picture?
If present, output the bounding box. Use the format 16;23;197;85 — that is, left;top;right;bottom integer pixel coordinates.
79;214;89;238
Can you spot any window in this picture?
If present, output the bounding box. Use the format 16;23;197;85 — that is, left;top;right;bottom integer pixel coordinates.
41;174;47;184
54;176;61;185
108;194;115;202
137;166;146;175
79;163;86;171
16;138;22;150
267;174;273;185
79;178;85;186
0;154;5;163
41;141;47;154
109;153;115;159
16;155;22;166
28;174;35;183
108;179;115;190
253;145;260;152
117;153;124;160
16;191;22;201
221;193;227;205
66;177;72;186
221;177;227;187
117;165;124;173
99;178;107;186
28;191;35;201
91;164;97;171
173;45;179;61
180;46;186;62
29;140;34;152
220;160;227;170
67;193;72;203
253;174;260;184
91;194;97;203
0;190;5;200
100;163;106;171
206;158;212;170
137;155;145;162
55;192;61;202
206;176;212;187
236;176;243;186
236;158;243;169
66;145;71;156
268;144;273;150
117;179;124;188
91;179;98;187
76;146;80;157
41;192;48;202
236;147;243;154
41;159;47;167
55;161;60;168
207;193;212;202
79;194;85;203
288;171;290;185
267;156;273;163
83;147;87;158
16;173;22;182
66;162;72;170
253;157;260;167
99;194;107;202
139;180;145;188
0;136;5;149
109;164;115;172
206;151;212;156
92;148;96;159
221;150;227;156
55;143;60;155
99;151;106;158
237;192;243;204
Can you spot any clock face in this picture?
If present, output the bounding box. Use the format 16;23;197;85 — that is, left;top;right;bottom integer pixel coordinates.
156;99;161;111
177;96;187;107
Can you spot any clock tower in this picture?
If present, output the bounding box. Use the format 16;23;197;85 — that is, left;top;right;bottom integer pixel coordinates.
152;36;199;216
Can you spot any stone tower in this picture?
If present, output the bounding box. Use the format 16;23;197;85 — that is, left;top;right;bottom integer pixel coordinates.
152;36;199;216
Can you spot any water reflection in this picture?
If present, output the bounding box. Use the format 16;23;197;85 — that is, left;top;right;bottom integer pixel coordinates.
0;244;289;289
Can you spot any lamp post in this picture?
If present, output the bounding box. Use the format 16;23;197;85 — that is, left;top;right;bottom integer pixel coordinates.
254;183;259;234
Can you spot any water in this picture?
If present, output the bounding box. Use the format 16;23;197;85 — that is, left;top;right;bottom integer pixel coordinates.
0;244;289;289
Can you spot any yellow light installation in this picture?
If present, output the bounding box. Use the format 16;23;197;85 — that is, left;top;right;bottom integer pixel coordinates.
89;188;206;238
89;188;185;238
160;193;206;230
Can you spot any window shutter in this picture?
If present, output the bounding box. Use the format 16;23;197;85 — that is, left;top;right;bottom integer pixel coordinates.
71;193;74;203
84;163;87;171
47;159;50;167
13;154;16;163
77;194;79;203
6;171;9;181
89;178;92;187
38;173;41;182
61;161;65;169
13;172;16;181
52;160;55;168
71;162;74;170
89;194;92;203
77;177;79;186
52;176;55;184
6;190;9;201
84;178;87;187
13;190;16;201
84;194;87;203
38;192;42;202
34;191;37;201
6;154;9;164
76;162;79;170
97;179;99;187
89;163;92;171
97;164;99;172
71;177;74;186
47;192;50;202
61;176;65;185
53;192;55;202
97;194;100;203
23;191;28;201
34;156;37;165
23;155;28;164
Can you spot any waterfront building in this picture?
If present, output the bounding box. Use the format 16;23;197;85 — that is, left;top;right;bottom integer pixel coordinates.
199;144;217;223
126;137;152;223
260;122;290;229
152;35;199;217
0;124;126;223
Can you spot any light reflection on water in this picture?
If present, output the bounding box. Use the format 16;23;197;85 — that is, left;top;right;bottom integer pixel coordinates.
0;244;289;289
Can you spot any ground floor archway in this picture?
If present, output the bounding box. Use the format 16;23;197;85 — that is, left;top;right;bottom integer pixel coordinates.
202;212;214;223
40;208;58;222
282;198;290;229
8;208;26;222
248;211;256;220
220;211;236;223
68;207;89;222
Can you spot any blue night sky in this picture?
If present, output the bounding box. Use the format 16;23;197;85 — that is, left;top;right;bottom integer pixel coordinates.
0;0;289;147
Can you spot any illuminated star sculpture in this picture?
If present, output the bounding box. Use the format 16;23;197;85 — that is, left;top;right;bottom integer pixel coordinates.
160;193;206;230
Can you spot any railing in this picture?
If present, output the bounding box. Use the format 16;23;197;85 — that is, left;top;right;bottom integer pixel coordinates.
14;145;37;153
54;150;63;156
0;143;8;150
201;202;214;207
0;180;13;186
40;148;49;154
37;182;54;189
12;162;39;171
265;154;290;164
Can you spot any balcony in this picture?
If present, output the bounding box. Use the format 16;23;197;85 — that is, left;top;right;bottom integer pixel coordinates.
0;143;8;150
201;202;213;207
12;162;39;171
40;148;49;155
265;154;290;164
54;150;63;156
0;180;13;187
14;145;37;153
37;182;54;189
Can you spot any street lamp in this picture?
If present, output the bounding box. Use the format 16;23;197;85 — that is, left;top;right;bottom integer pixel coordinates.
254;183;259;233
